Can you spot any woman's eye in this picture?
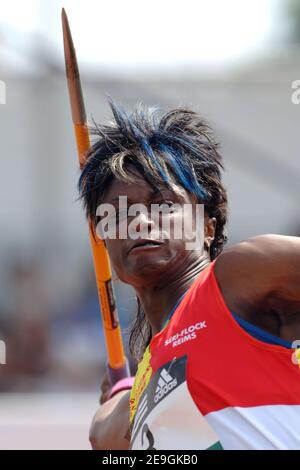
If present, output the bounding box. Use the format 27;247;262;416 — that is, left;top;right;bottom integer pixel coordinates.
164;201;177;209
156;200;174;207
156;201;177;215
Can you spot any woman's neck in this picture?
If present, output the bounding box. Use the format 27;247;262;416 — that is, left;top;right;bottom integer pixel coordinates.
135;255;210;336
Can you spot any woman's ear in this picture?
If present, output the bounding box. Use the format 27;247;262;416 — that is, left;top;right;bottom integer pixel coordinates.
204;216;216;256
204;216;216;239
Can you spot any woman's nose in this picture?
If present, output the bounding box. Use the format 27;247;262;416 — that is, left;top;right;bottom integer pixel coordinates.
135;211;155;232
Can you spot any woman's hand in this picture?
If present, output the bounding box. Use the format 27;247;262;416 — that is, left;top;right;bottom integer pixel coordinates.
89;372;131;450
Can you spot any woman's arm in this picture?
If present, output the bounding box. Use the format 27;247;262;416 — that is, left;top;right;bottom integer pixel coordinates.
89;389;131;450
215;234;300;338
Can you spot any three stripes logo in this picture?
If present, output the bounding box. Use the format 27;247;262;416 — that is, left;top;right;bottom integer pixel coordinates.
154;368;177;403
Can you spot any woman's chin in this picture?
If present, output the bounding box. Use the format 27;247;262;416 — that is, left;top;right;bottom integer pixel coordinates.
126;257;173;284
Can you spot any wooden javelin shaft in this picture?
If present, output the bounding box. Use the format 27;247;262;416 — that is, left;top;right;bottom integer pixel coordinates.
61;8;129;383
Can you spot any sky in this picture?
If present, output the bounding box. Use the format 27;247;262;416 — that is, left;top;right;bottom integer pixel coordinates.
0;0;284;72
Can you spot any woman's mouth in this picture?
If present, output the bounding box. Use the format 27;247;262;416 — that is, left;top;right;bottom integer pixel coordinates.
128;239;163;254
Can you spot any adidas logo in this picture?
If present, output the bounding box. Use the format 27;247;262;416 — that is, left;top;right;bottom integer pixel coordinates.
154;368;177;403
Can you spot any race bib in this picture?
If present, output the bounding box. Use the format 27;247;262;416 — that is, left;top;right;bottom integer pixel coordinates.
130;355;223;450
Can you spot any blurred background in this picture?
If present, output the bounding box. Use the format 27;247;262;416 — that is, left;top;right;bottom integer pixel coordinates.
0;0;299;449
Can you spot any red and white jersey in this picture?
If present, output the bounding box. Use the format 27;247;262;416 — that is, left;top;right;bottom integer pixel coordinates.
129;260;300;450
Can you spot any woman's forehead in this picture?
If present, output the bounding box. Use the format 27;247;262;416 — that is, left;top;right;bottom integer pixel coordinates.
102;166;194;203
103;177;172;202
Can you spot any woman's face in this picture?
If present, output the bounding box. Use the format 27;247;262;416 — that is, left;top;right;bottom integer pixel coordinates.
97;170;215;288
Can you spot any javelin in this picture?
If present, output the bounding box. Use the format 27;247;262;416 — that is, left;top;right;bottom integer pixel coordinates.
61;8;129;384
